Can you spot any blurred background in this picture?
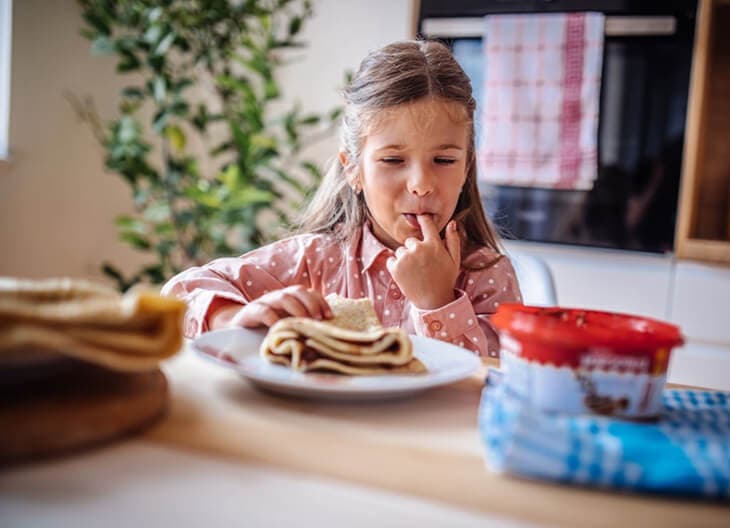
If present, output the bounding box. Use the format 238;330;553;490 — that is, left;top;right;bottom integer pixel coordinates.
0;0;412;281
0;0;728;387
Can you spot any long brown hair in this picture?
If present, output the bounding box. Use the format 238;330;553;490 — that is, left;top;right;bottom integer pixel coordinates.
295;40;502;255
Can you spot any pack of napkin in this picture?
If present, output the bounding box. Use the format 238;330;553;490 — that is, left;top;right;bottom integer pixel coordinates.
0;277;187;371
479;370;730;498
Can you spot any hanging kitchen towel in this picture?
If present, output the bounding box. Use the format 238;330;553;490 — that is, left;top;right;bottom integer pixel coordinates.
478;13;605;190
479;370;730;498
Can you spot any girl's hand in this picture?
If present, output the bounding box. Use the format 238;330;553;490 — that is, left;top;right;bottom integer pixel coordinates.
386;215;461;310
209;286;333;329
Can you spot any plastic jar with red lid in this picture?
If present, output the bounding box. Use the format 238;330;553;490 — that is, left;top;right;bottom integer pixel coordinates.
491;304;684;419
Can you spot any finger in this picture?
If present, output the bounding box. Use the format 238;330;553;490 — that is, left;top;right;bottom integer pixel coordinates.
270;293;309;318
403;237;419;250
257;304;281;327
290;288;330;320
416;214;440;242
322;291;335;318
395;246;408;260
306;290;333;319
386;256;397;273
236;303;280;328
322;298;334;319
445;220;461;267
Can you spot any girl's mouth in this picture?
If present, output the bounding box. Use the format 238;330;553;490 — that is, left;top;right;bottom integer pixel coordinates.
403;213;433;228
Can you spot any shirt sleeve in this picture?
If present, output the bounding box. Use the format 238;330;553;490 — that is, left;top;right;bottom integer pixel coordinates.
161;235;318;338
409;254;523;358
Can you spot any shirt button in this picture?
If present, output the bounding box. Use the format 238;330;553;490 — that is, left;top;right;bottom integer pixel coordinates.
390;289;401;299
428;320;443;332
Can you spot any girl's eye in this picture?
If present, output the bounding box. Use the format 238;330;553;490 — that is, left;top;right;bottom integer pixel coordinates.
435;157;457;165
380;157;404;165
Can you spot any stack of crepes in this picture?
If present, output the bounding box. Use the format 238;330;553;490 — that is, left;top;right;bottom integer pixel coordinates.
0;277;187;372
260;294;426;375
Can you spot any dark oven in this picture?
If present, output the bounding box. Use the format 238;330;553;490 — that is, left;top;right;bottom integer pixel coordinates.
417;1;698;253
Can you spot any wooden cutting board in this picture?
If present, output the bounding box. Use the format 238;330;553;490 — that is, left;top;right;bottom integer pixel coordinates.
0;358;168;465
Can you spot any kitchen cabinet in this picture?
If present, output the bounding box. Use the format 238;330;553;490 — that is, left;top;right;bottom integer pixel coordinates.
676;0;730;263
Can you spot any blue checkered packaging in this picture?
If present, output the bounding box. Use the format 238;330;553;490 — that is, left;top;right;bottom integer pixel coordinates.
478;369;730;498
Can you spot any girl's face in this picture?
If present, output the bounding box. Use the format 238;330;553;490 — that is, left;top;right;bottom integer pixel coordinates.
352;98;469;250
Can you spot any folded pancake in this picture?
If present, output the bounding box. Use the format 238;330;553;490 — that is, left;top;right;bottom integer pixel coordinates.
0;277;186;371
261;295;426;375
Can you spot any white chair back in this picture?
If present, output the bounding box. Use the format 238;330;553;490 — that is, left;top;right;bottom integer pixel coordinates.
508;252;558;307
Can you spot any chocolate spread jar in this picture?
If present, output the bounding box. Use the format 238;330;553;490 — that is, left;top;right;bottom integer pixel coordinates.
492;305;684;419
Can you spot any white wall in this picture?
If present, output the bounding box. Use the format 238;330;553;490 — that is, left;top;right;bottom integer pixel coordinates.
0;0;413;280
0;0;142;279
273;0;414;163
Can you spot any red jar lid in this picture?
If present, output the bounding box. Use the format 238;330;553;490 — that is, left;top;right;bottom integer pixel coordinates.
492;304;684;353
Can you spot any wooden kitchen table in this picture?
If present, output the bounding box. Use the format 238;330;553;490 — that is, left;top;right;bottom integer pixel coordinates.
145;348;730;528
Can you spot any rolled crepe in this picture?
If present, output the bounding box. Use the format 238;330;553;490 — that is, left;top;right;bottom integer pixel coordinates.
260;294;426;375
0;277;186;371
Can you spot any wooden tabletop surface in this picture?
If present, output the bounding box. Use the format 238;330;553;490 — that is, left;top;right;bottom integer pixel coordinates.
145;350;729;528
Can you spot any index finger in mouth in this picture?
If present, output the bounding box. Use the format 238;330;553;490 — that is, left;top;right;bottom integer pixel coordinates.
416;214;440;241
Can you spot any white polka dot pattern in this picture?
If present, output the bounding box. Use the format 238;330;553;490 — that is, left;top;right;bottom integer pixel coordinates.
161;226;522;359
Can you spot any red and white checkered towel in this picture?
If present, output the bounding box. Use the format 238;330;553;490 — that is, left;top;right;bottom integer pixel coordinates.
477;13;605;190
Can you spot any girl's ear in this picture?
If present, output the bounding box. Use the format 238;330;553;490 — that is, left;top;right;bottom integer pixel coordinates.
338;151;349;169
339;151;360;191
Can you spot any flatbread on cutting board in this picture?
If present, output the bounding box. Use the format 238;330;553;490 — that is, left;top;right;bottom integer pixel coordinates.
0;277;186;371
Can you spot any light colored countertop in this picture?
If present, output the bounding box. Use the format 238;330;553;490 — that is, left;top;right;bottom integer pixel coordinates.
2;348;729;527
0;442;532;528
143;349;728;528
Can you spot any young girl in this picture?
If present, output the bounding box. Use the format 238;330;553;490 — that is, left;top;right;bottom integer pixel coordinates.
162;40;522;358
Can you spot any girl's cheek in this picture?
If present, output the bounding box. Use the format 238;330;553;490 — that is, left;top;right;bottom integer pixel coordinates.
370;170;403;190
364;163;391;183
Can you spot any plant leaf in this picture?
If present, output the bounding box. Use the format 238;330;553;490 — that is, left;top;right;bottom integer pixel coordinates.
155;32;176;56
164;125;186;152
91;36;115;55
78;0;338;288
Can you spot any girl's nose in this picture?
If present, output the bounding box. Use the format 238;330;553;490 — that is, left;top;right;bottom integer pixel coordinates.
406;164;435;197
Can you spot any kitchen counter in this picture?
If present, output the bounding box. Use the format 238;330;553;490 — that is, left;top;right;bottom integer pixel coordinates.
137;349;729;527
0;442;532;527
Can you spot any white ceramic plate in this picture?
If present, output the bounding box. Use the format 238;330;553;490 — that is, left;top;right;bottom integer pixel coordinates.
192;327;481;401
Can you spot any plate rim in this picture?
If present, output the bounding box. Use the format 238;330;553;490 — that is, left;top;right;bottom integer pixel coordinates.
191;326;482;395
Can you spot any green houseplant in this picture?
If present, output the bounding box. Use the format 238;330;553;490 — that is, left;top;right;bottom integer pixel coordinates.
75;0;341;291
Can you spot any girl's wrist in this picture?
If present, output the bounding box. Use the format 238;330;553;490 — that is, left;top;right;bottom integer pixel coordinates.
411;290;456;311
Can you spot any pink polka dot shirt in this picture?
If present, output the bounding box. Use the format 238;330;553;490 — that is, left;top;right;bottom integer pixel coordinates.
162;224;523;358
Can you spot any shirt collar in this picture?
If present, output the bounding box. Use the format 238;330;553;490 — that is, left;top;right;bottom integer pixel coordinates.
360;222;393;272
